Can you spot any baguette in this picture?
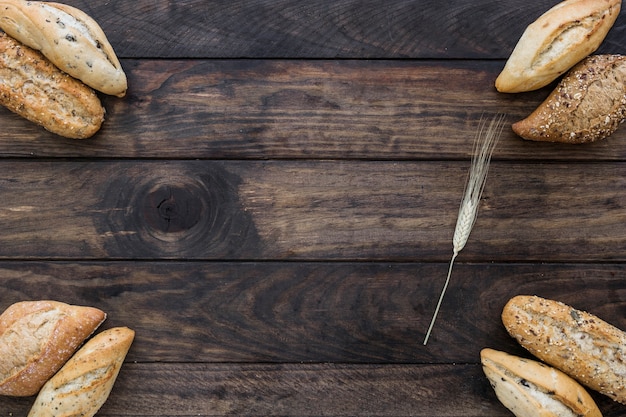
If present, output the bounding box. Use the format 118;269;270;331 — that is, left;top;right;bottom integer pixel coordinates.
495;0;621;93
0;32;105;139
0;0;127;97
481;348;602;417
0;300;106;396
27;327;134;417
503;295;626;404
512;54;626;144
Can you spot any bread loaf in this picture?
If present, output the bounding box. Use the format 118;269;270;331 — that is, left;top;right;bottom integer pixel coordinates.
0;0;127;97
512;54;626;143
503;295;626;404
27;327;134;417
495;0;621;93
0;300;106;396
0;32;105;139
481;348;602;417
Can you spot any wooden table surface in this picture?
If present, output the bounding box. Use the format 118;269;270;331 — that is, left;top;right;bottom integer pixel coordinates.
2;0;626;415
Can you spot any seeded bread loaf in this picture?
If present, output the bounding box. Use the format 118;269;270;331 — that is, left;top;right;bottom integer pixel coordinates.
0;0;127;97
503;295;626;404
481;348;602;417
512;54;626;143
27;327;134;417
0;32;105;139
496;0;621;93
0;300;106;396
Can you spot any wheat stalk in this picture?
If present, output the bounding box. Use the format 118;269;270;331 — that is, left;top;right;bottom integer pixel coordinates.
423;114;506;345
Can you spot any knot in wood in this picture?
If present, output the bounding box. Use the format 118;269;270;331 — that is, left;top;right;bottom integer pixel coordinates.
98;162;259;258
145;185;202;233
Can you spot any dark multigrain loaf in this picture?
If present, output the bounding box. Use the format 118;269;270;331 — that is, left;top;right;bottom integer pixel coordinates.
512;54;626;144
0;32;105;139
502;295;626;404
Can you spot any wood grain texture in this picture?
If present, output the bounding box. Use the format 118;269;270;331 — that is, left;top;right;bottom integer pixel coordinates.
97;363;626;417
0;363;517;416
58;0;626;59
1;260;626;415
0;0;625;416
0;261;625;364
1;59;626;160
0;160;623;261
0;362;623;416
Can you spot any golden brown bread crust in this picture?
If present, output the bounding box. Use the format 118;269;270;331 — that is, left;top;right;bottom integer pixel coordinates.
481;348;602;417
503;295;626;404
512;54;626;144
27;327;134;417
0;0;127;97
0;32;105;139
496;0;621;93
0;300;106;397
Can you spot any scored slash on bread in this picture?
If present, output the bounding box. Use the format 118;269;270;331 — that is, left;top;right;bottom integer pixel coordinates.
0;300;106;397
503;295;626;405
0;0;127;97
495;0;621;93
512;54;626;144
27;327;134;417
481;348;602;417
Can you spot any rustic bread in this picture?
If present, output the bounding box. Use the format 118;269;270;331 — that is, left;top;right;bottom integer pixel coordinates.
512;54;626;143
503;295;626;404
481;348;602;417
0;300;106;397
0;0;127;97
27;327;134;417
495;0;621;93
0;32;105;139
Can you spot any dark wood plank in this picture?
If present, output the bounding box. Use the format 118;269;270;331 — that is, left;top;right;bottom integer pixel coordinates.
2;60;626;160
0;160;624;261
0;362;623;416
0;363;506;417
1;261;625;364
62;0;626;59
100;363;626;417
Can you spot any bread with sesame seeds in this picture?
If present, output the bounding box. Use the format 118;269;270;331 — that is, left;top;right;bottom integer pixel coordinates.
481;348;602;417
27;327;134;417
512;54;626;144
0;0;127;97
0;300;106;397
0;32;105;139
495;0;621;93
502;295;626;404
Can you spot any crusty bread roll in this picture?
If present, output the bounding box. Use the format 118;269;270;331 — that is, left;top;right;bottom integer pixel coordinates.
496;0;621;93
0;0;127;97
0;300;106;396
512;54;626;144
27;327;134;417
503;295;626;404
481;348;602;417
0;32;105;139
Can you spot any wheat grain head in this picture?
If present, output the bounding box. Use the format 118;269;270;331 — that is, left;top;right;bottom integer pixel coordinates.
423;114;505;345
453;114;504;253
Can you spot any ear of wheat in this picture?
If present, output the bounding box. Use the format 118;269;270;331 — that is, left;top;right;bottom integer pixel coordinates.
423;114;505;345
